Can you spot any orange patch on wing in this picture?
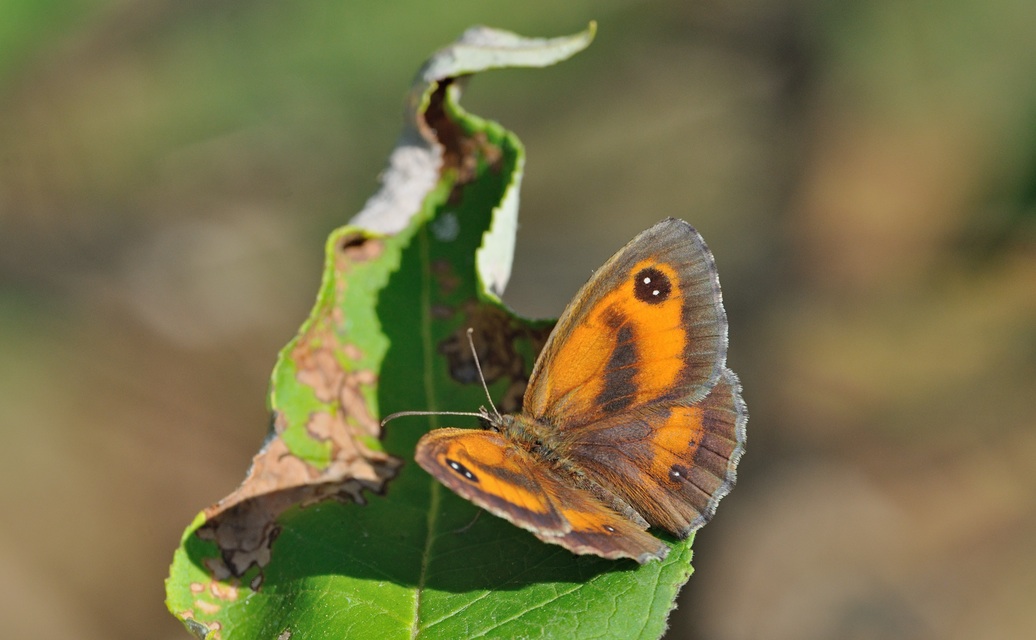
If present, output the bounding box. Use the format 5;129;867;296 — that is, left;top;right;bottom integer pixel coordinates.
540;260;690;419
557;506;609;532
619;261;686;404
438;439;553;516
544;318;611;415
553;495;646;538
648;405;705;479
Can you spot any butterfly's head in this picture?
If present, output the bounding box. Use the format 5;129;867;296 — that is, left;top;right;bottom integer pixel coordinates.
484;411;515;433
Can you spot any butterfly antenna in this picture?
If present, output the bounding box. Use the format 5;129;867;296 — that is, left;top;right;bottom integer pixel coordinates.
380;410;487;428
466;327;501;419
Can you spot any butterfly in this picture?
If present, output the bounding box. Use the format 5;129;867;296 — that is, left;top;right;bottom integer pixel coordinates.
389;217;746;563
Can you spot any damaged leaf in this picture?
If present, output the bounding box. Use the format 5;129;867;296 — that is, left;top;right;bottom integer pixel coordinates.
167;23;698;640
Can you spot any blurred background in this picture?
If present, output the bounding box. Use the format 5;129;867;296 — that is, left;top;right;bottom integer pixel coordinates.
2;1;1034;638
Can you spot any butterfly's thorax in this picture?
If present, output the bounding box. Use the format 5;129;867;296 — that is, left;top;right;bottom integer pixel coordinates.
492;413;567;467
489;410;649;528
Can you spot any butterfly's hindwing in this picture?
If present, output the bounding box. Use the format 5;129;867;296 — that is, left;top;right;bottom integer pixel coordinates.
563;368;747;536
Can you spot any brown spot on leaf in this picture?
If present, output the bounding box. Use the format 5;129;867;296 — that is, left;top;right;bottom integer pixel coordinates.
210;581;239;602
333;233;385;304
432;258;460;297
499;380;528;414
202;556;233;582
337;233;384;263
472;130;503;171
305;411;335;441
353;369;376;385
423;82;503;187
295;348;343;404
195;599;221;615
338;371;381;439
423;81;465;176
343;343;364;362
437;303;553;414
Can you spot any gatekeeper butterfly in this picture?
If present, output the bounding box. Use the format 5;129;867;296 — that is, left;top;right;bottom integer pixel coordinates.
387;217;746;563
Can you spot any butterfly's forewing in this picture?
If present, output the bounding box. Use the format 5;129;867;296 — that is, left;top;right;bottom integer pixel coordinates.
523;218;727;429
415;428;668;562
564;368;747;536
416;428;569;535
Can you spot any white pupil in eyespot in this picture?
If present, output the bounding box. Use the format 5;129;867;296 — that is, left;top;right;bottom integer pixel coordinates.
448;460;476;480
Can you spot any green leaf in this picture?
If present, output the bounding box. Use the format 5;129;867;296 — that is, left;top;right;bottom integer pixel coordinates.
167;23;695;640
